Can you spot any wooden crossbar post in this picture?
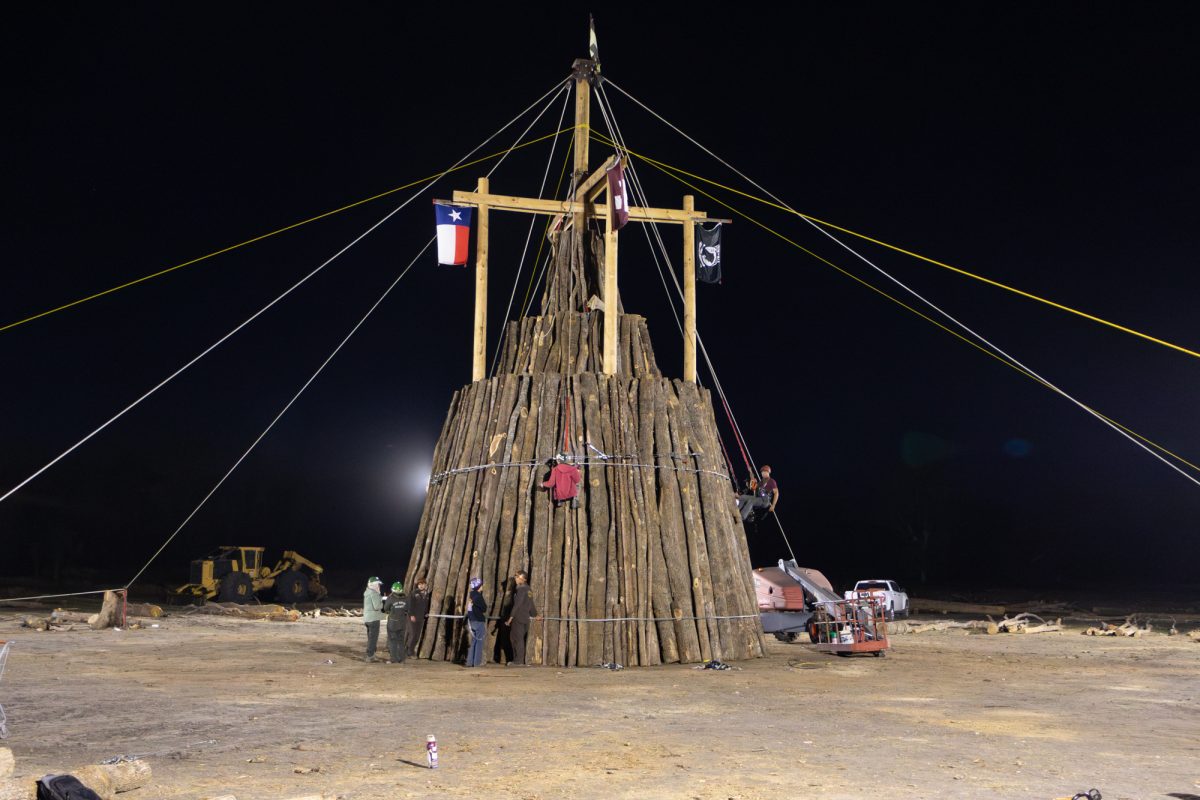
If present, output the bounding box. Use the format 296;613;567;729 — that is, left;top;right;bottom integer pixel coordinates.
472;176;489;382
573;72;591;231
683;195;697;383
604;187;619;375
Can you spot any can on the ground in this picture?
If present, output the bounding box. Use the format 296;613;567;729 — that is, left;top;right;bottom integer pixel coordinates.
426;734;438;769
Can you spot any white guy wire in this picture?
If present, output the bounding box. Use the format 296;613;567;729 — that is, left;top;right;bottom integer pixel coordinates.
124;237;436;588
489;86;573;375
605;78;1200;491
0;79;570;509
597;84;760;475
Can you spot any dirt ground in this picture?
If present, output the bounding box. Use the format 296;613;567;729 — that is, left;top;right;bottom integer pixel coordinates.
1;607;1197;800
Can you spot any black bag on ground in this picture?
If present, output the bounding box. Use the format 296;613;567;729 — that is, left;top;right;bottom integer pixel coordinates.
36;775;103;800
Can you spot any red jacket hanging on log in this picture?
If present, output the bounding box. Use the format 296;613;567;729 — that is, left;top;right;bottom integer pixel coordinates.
542;462;582;502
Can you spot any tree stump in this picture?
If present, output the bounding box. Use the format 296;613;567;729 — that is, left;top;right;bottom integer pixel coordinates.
88;590;122;630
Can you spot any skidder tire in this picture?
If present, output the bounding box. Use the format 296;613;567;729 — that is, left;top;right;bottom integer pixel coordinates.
218;572;254;603
276;570;309;603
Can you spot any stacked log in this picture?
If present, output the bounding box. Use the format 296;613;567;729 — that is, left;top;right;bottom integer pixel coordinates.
405;229;765;667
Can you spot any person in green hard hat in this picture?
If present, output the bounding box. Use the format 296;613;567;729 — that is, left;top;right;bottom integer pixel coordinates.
383;580;409;664
363;576;384;662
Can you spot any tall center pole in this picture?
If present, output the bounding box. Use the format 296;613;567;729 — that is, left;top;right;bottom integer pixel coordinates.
682;195;697;383
604;191;619;375
472;176;490;382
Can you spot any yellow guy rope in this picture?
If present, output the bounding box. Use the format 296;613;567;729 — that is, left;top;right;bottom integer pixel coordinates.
1;127;573;334
589;131;1200;364
613;136;1200;476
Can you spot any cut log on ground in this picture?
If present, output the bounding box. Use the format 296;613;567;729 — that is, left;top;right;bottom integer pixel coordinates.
904;620;988;634
909;598;1006;616
88;590;122;630
124;603;164;618
182;603;296;621
50;610;92;624
70;759;152;799
1084;617;1149;637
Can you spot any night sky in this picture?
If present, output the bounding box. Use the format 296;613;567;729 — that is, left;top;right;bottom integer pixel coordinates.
4;5;1199;593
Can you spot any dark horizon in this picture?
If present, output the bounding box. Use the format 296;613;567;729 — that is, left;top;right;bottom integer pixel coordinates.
4;6;1200;596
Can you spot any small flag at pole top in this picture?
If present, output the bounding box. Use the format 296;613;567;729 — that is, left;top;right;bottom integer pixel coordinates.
434;203;473;266
606;160;629;230
589;15;600;63
697;223;722;284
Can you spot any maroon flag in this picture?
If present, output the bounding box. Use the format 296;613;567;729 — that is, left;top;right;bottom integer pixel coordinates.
606;161;629;230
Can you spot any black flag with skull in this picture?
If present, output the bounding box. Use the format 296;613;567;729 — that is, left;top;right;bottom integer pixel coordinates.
697;223;722;284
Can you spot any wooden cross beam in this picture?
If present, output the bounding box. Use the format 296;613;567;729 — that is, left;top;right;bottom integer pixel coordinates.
448;189;727;225
444;183;727;380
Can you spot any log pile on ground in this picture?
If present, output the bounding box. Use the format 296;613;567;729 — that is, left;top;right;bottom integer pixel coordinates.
1084;616;1151;637
300;607;362;618
896;613;1062;635
406;228;765;667
182;603;299;622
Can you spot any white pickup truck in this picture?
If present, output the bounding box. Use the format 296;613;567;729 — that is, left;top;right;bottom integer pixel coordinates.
844;579;909;619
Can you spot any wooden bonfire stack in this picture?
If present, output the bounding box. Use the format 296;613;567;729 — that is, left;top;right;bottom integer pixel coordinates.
404;58;765;667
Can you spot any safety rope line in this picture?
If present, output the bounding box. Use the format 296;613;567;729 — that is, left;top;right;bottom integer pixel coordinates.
0;589;112;604
122;237;437;590
429;458;730;485
621;128;1200;487
0;79;571;510
602;78;1200;365
2;127;573;336
592;90;761;492
123;84;574;588
592;90;685;338
489;86;573;376
594;88;759;510
517;138;576;320
427;613;758;622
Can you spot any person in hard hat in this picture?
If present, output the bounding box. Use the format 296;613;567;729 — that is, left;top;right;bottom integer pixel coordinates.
406;575;430;657
465;577;487;668
384;581;409;664
363;577;385;662
738;465;779;522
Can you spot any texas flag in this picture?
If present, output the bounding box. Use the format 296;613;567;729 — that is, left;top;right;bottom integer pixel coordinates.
435;203;473;265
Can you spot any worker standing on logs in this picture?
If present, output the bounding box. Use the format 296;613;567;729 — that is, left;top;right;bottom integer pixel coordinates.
407;575;430;657
466;577;487;668
384;581;408;665
505;570;538;666
363;576;384;663
738;464;780;522
542;457;583;507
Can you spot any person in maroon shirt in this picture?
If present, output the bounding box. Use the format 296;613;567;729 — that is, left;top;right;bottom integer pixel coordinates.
542;458;582;506
738;464;779;521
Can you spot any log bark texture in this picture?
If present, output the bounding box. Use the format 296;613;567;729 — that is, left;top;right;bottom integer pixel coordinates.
405;229;765;666
88;590;122;630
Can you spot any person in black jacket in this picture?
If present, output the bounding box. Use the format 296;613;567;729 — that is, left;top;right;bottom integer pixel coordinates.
383;581;408;664
407;576;430;657
466;577;487;667
505;570;538;666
